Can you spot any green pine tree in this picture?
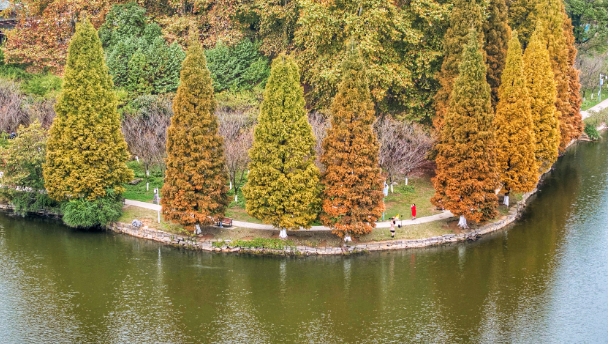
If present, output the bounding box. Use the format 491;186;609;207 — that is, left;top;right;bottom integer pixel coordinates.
161;42;229;228
320;52;385;239
494;33;538;198
43;17;133;227
523;24;560;173
431;30;498;227
242;54;320;233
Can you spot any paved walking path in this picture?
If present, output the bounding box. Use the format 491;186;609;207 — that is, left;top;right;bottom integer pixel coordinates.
581;98;608;119
124;100;607;231
124;199;455;230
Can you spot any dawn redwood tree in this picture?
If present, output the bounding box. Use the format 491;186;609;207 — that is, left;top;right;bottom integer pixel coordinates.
523;25;560;173
494;33;538;206
563;14;584;140
43;17;133;227
320;53;385;239
483;0;511;109
431;30;498;228
161;42;229;229
536;0;573;151
434;0;484;132
242;54;320;238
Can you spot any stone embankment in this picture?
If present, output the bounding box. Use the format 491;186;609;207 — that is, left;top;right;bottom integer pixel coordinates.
109;188;535;255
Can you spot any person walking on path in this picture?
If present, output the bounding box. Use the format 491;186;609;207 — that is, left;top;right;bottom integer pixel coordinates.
411;203;417;220
390;217;396;238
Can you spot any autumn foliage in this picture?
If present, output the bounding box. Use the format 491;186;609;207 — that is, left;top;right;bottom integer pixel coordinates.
563;13;584;140
523;25;560;173
431;30;498;224
4;0;118;73
483;0;511;110
536;0;574;151
434;0;484;131
320;53;385;238
161;43;229;227
493;33;538;194
242;54;320;230
43;17;133;202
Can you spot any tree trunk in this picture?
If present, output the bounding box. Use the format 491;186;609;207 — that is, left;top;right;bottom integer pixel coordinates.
458;215;468;228
279;228;288;239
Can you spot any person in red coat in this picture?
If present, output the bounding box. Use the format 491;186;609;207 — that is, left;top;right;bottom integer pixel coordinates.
411;203;417;220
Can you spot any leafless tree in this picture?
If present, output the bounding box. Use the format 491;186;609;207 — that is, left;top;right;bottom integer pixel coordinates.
375;117;434;192
577;50;608;93
121;95;173;176
308;111;330;170
28;98;56;129
0;80;30;133
218;112;254;195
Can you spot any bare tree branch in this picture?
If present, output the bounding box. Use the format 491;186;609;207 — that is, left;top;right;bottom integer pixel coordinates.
375;117;434;190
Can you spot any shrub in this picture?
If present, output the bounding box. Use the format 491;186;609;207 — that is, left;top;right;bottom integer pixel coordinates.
584;123;601;140
61;195;124;228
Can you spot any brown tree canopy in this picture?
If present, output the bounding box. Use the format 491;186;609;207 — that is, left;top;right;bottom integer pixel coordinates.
320;53;384;238
161;42;229;227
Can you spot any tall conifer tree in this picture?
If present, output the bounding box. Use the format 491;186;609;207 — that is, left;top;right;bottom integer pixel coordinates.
563;14;584;139
536;0;573;151
508;0;538;48
242;54;320;236
44;17;132;204
494;33;538;204
161;42;229;228
320;52;385;239
483;0;511;109
431;30;498;228
434;0;484;132
523;25;560;173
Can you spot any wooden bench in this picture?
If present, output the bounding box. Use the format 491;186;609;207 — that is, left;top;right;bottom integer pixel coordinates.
217;217;233;228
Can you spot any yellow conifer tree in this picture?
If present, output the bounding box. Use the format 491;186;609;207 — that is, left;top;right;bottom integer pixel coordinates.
494;33;538;204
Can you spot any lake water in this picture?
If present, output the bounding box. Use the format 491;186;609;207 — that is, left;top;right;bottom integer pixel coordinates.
0;133;607;343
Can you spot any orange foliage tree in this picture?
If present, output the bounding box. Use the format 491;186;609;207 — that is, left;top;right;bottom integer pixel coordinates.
161;42;229;228
431;30;498;228
563;13;584;139
320;53;384;239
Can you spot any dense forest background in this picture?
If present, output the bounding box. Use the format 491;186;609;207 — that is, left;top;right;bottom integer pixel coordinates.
0;0;606;123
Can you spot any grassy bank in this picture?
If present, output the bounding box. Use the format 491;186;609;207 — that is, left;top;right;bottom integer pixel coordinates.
582;87;608;111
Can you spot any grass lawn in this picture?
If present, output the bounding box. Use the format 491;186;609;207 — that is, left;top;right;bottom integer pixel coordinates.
582;87;608;111
122;161;164;202
382;174;442;221
118;205;188;235
118;189;526;248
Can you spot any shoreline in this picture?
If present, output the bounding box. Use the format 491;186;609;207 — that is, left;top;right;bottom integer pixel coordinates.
110;130;602;255
108;184;538;256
